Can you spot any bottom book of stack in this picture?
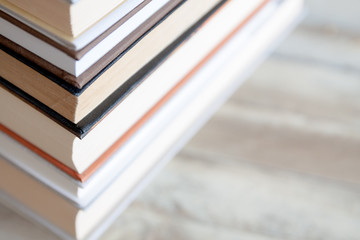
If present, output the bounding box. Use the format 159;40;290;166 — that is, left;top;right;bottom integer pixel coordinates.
0;0;303;239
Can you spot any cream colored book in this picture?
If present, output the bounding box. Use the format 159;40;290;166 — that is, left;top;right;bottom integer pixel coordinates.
0;0;128;38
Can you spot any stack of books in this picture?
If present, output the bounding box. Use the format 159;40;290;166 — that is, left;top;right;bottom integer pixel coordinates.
0;0;303;239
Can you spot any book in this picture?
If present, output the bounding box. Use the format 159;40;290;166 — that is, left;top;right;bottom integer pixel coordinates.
0;0;268;174
0;0;133;38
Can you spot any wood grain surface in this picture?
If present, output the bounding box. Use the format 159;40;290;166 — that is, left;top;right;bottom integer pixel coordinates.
1;0;359;239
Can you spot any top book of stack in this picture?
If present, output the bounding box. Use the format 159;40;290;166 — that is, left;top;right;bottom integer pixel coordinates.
1;0;131;38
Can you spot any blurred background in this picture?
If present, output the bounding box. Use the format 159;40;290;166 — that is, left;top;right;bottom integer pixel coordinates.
2;0;359;239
